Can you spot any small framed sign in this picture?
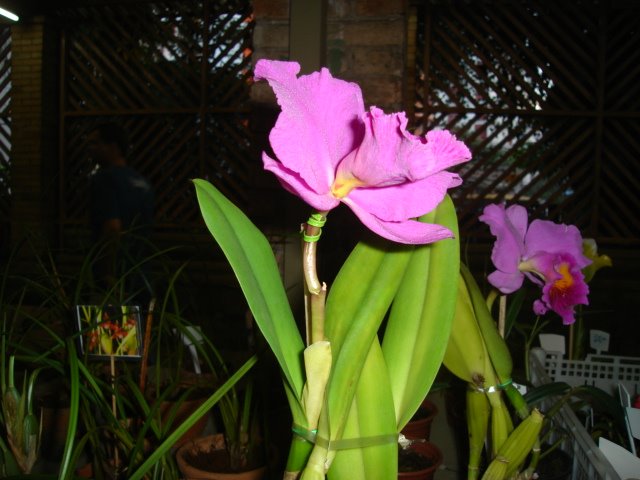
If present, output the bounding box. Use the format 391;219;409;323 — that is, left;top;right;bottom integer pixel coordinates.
75;305;143;358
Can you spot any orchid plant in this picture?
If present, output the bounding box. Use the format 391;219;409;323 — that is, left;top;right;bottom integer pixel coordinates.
479;203;592;326
194;59;471;479
193;59;610;480
480;203;611;363
440;202;615;479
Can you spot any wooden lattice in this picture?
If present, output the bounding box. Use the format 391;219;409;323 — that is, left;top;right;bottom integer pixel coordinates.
59;0;255;243
408;0;640;245
0;27;11;225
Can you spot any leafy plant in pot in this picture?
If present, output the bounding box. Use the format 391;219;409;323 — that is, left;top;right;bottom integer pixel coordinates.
0;236;245;479
175;370;267;479
191;58;476;479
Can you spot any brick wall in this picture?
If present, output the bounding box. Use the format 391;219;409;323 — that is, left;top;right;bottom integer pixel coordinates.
251;0;406;113
9;18;49;247
327;0;405;112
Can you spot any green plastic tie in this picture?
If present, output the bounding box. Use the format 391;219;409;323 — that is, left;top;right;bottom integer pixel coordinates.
471;378;513;394
302;232;322;242
292;424;397;450
302;213;327;242
498;378;513;389
306;213;327;228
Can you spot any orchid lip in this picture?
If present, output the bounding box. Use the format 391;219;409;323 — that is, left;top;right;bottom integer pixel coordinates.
330;177;366;199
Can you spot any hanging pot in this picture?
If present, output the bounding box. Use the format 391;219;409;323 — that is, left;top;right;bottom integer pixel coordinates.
176;434;267;480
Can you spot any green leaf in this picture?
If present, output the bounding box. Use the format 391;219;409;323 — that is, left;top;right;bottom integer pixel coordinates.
128;355;257;480
382;195;460;428
323;238;413;438
59;340;80;480
193;179;305;415
524;382;572;406
328;339;397;480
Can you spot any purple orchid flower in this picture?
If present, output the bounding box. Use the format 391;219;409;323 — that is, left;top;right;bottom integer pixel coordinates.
254;60;471;244
479;203;591;325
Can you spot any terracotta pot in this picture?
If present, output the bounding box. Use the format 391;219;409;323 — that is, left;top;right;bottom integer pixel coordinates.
176;434;267;480
398;442;443;480
401;399;438;441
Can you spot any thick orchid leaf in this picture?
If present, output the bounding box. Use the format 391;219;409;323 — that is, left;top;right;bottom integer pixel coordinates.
382;195;460;428
328;339;397;480
193;179;305;410
323;238;413;438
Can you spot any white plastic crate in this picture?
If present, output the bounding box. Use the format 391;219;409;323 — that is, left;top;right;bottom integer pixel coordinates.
535;348;640;396
529;348;622;480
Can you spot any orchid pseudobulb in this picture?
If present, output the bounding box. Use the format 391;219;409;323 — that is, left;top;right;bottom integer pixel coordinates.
479;203;591;325
254;59;471;245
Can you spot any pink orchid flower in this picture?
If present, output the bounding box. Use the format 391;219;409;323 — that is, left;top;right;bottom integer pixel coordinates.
254;60;471;244
479;203;591;325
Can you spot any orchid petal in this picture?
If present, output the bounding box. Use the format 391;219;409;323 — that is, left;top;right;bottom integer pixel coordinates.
487;269;525;294
528;252;590;325
533;299;549;316
419;129;474;175
539;278;589;325
255;60;365;195
479;204;526;275
343;197;454;244
336;109;471;188
263;153;339;212
525;220;591;268
347;171;461;223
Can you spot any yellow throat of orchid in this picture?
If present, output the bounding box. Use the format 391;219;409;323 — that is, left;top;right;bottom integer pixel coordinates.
518;259;575;293
552;262;574;293
330;174;366;199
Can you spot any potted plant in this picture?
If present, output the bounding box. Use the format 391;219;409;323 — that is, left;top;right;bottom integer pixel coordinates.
193;58;472;479
0;235;260;480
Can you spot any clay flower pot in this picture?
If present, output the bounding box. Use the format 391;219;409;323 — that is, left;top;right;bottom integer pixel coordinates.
398;441;443;480
401;399;438;441
176;434;266;480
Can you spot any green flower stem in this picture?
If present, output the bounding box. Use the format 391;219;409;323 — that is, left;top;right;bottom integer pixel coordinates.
303;212;328;346
302;212;327;296
303;239;322;295
309;286;327;345
523;316;549;382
